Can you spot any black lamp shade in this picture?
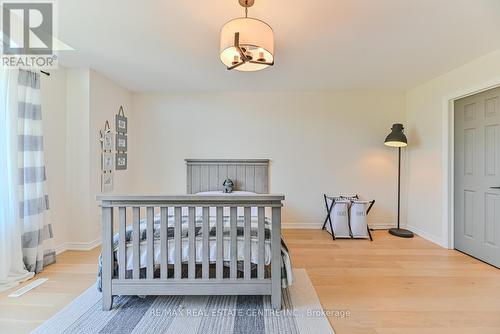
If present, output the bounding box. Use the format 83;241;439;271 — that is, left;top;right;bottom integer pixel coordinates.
384;123;407;147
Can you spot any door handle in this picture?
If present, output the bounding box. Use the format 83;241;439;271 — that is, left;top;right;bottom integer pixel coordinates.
491;186;500;189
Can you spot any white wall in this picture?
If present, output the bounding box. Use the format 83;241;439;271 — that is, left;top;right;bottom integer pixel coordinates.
41;68;133;251
131;91;406;228
406;48;500;247
41;68;68;249
88;69;133;241
65;69;92;245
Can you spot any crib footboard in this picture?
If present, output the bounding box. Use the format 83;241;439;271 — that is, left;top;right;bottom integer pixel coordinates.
97;194;284;311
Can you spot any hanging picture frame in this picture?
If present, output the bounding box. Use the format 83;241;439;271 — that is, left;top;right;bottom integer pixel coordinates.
116;153;127;170
101;121;113;151
102;172;113;192
114;106;128;172
116;106;127;134
102;152;114;170
100;120;114;193
116;133;127;152
103;132;113;151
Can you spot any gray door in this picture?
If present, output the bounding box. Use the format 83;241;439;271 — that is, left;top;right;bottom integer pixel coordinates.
455;87;500;268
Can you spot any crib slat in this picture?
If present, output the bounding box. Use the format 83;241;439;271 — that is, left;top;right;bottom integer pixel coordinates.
146;207;154;279
258;207;265;279
202;207;209;279
174;207;181;279
132;207;140;279
160;206;168;279
244;207;251;279
230;207;237;278
188;207;196;279
118;207;126;279
216;207;223;279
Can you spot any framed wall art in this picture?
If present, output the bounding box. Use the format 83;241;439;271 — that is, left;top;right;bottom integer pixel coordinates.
116;153;127;170
115;106;128;172
116;133;127;152
100;120;114;192
101;172;113;192
101;121;113;151
102;152;114;170
116;106;128;134
103;133;113;151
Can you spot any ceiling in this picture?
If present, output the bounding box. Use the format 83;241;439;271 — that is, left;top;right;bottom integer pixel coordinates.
57;0;500;92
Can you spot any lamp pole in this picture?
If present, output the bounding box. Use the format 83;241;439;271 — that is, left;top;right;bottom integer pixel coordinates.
388;145;413;237
397;147;401;229
385;123;414;238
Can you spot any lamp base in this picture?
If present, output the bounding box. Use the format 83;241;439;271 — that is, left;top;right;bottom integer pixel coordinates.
388;228;414;238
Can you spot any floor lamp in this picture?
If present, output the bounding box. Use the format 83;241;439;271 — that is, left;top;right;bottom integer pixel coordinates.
384;123;414;238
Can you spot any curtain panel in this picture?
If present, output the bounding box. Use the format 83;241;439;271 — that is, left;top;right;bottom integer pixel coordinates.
0;70;34;292
17;70;56;273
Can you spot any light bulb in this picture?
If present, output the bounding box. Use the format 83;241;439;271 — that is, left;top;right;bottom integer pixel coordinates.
257;51;265;62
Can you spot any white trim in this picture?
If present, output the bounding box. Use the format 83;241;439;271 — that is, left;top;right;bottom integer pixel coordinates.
369;224;397;230
406;224;447;248
442;78;500;249
282;223;320;229
55;238;101;254
282;222;395;229
55;243;68;255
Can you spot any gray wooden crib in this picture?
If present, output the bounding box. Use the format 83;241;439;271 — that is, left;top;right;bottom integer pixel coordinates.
97;159;284;310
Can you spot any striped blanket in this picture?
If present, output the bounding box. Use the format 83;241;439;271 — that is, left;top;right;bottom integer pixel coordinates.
97;214;293;291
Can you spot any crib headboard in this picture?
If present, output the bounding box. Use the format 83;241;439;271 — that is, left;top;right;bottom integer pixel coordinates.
185;159;269;194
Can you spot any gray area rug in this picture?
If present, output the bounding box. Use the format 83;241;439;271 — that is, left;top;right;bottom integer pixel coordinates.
32;269;334;334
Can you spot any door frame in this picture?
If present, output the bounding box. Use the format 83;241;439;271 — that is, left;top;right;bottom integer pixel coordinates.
444;79;500;249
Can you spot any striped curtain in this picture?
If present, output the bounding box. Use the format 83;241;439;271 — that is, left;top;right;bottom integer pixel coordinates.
17;70;55;273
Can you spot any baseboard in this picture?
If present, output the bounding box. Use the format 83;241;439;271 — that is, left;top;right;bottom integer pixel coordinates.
55;238;101;255
55;243;68;255
282;223;322;229
406;224;447;247
282;222;396;230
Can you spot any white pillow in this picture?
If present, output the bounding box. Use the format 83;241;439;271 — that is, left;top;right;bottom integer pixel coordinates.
196;191;258;196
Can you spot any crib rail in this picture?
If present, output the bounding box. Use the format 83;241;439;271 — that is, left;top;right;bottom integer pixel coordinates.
97;194;284;311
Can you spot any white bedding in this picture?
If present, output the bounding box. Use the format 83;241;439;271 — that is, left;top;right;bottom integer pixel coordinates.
117;191;273;270
120;230;272;271
98;211;293;289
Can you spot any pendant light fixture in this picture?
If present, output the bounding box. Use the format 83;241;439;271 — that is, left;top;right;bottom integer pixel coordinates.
220;0;274;71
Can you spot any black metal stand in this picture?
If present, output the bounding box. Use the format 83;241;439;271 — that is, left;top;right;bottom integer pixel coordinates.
322;194;336;240
389;147;414;238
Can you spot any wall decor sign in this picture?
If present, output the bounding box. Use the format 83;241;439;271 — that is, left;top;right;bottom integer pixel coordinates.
102;172;113;193
100;120;114;192
116;133;127;152
115;106;128;171
102;152;114;170
116;153;127;170
116;106;128;134
103;132;113;151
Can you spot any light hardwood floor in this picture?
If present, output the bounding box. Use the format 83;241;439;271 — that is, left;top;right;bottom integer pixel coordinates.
287;230;500;334
1;230;500;333
0;248;101;333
